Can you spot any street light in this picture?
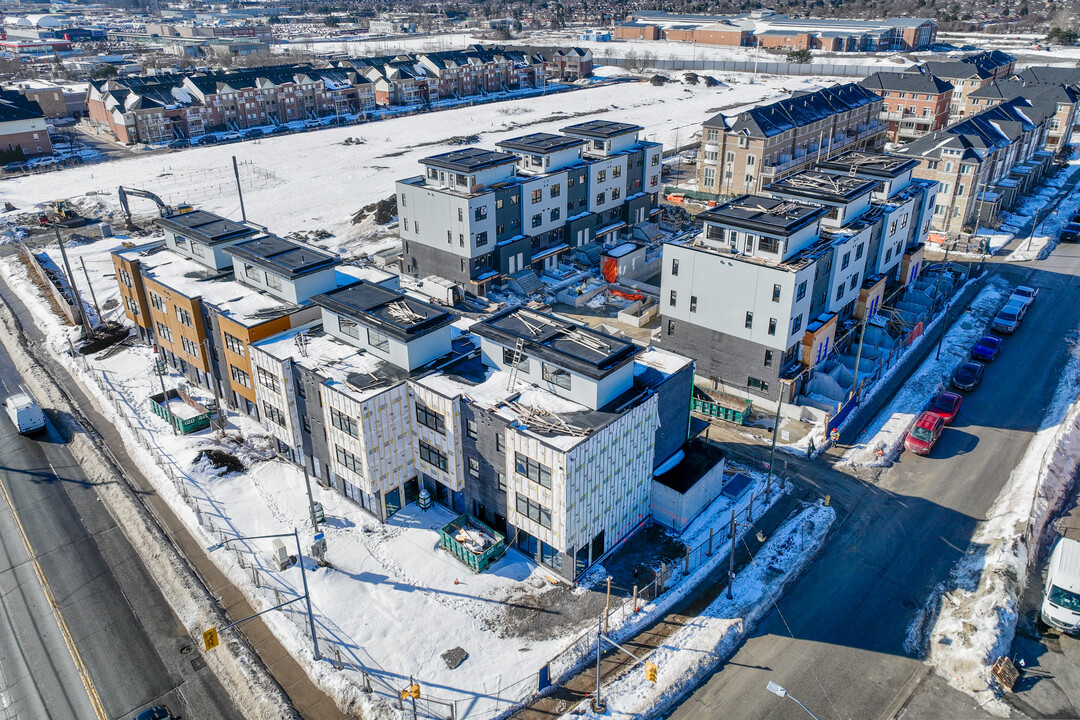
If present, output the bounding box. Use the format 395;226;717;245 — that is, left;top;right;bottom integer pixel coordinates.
766;681;821;720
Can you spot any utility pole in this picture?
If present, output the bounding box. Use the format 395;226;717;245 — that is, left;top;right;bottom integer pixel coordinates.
766;385;782;504
201;338;226;436
79;256;103;325
296;528;321;660
727;508;756;600
232;155;247;222
54;227;93;338
154;348;178;435
1024;207;1044;252
849;310;871;399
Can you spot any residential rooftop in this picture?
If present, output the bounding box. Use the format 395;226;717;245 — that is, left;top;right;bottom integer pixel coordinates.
312;280;455;342
765;170;876;205
225;234;339;278
496;132;586;154
155;210;257;246
561;120;643;138
698;194;828;235
816;151;920;179
420;147;518;173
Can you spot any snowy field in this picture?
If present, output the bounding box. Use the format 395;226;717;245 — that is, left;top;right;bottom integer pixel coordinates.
0;74;820;258
842;277;1010;466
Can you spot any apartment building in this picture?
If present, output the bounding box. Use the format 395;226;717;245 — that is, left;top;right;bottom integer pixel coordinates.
910;50;1016;123
860;71;954;144
396;120;663;296
0;90;51;158
968;79;1080;156
695;83;886;199
893;96;1052;233
661;153;935;402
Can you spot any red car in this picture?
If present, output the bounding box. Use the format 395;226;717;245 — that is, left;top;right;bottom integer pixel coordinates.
905;412;945;456
928;392;962;425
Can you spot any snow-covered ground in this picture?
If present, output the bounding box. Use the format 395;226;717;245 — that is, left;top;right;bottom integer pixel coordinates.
567;501;836;719
0;74;816;259
1;234;787;718
842;277;1010;466
906;315;1080;715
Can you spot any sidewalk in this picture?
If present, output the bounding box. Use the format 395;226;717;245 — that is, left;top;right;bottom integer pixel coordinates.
510;475;813;720
0;281;345;720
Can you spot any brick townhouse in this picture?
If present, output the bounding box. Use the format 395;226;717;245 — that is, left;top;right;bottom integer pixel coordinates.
909;50;1016;123
0;89;51;158
695;83;886;200
893;96;1053;234
860;71;954;144
968;77;1080;156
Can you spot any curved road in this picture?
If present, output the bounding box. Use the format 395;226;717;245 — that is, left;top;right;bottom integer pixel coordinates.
0;332;241;719
666;242;1080;719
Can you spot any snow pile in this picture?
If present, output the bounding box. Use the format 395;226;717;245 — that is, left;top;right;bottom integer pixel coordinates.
907;327;1080;712
843;277;1009;466
568;502;836;719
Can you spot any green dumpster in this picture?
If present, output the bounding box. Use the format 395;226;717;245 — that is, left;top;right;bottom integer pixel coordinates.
439;513;507;573
150;388;211;435
692;387;753;425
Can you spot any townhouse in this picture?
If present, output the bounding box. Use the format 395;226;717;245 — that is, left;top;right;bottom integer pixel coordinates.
893;96;1053;233
909;50;1015;123
396;120;663;296
0;90;52;159
967;78;1080;156
695;83;886;199
661;152;935;402
859;71;954;144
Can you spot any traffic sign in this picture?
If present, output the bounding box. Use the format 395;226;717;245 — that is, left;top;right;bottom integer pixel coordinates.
203;627;219;651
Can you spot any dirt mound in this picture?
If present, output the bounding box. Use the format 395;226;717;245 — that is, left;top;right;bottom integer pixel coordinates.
195;449;245;475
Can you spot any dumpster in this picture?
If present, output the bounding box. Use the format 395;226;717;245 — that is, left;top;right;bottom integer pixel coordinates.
692;387;753;425
149;388;211;434
439;513;507;573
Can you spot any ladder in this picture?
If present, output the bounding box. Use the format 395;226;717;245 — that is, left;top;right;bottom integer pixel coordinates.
506;338;525;390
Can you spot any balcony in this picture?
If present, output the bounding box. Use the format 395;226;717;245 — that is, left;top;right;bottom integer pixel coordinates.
762;124;885;175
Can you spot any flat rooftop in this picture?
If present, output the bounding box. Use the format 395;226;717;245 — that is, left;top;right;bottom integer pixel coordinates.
225;234;339;278
472;307;640;380
766;170;876;205
420;147;517;173
496;132;586;154
155;210;256;246
816;151;920;179
699;194;827;235
561;120;643;139
312;281;454;342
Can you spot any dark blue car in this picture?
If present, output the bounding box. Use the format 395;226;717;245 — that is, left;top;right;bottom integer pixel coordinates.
971;335;1002;362
133;706;172;720
951;361;985;391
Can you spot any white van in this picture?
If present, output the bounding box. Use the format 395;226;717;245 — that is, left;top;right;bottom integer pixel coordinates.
3;393;45;435
1041;536;1080;633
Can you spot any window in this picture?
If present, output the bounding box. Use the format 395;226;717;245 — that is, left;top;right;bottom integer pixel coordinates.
419;441;448;472
458;208;464;221
532;189;543;204
551;184;561;198
368;328;389;353
459;234;464;247
667;320;675;336
764;350;773;367
119;269;133;288
613;165;622;179
885;248;893;263
671;259;679;276
532;214;542;228
466;419;477;439
191;243;205;258
856;243;864;260
256;366;279;392
745;312;753;329
339;318;360;339
690;296;698;312
495;434;504;453
542;363;571;390
850;273;859;291
502;347;530;373
224;332;245;356
797;281;807;301
836;285;845;302
174;234;188;248
415;404;446;434
150;292;166;313
772;284;781;302
703;167;716;186
516;493;551;529
516;453;552;488
175;306;192;327
706;129;719;142
497;473;507;491
263;401;286;427
230;365;251;389
758;236;779;254
496;198;504;210
476;231;489;247
244;264;262;283
669;290;677;307
841;252;850;270
611;187;621;201
125;297;140;317
474;206;488;221
568;175;576;188
265;273;282;291
768;318;777;336
651;154;660;166
468;457;480;477
335;445;363;476
155;322;173;343
792;315;803;333
748;376;769;392
597;170;606;183
550;208;561;222
596;192;606;205
330;407;358;437
704;150;719;162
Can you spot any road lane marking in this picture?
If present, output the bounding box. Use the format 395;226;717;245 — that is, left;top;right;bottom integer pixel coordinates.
0;468;107;720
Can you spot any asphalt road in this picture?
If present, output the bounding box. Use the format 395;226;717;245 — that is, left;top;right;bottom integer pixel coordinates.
0;334;241;719
665;241;1080;720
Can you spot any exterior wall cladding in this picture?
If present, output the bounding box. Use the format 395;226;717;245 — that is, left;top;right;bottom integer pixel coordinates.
660;321;779;401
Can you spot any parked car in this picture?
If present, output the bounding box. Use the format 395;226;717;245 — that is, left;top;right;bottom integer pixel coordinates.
1010;285;1039;308
166;139;189;149
3;392;45;434
951;361;986;391
971;335;1003;362
1061;223;1080;243
271;125;290;134
1041;536;1080;634
928;391;962;424
132;706;173;720
4;161;26;172
992;305;1024;334
243;128;264;138
196;134;218;144
905;411;945;455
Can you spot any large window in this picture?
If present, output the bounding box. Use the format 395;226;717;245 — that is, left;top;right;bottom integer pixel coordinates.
330;407;358;437
419;441;448;472
181;336;200;358
150;292;166;313
415;404;446;434
515;452;551;488
155;322;173;343
256;366;279;392
265;273;283;291
516;493;552;529
758;236;780;254
368;328;390;353
230;365;251;389
263;401;286;427
542;363;571;390
339;318;360;339
224;332;246;356
244;264;262;282
335;445;363;476
503;346;530;372
175;306;192;327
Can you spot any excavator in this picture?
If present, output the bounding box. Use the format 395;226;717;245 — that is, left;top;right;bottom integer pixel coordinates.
117;186;193;229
